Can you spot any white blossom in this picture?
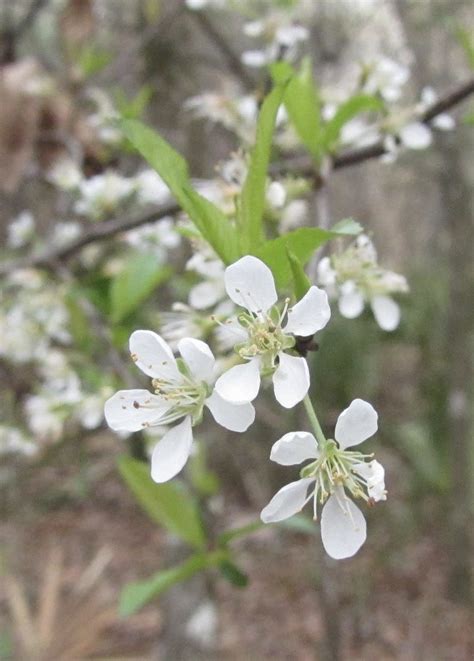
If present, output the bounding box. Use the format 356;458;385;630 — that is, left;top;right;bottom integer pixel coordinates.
105;331;255;482
261;399;386;559
51;221;82;247
7;211;35;249
75;171;136;220
124;217;180;260
47;158;83;191
420;87;455;131
363;56;410;102
134;170;171;206
317;235;408;331
215;256;330;408
0;426;37;458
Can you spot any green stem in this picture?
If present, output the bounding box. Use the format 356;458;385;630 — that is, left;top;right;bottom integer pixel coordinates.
303;395;327;449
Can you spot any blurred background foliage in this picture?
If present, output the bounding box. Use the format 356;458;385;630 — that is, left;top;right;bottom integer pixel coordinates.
0;0;473;659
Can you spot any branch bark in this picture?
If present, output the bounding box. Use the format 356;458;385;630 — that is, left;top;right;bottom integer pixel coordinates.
1;76;473;276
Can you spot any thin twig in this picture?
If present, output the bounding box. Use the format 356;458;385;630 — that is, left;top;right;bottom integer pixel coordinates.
15;0;50;37
1;77;473;276
191;10;256;92
0;202;179;275
287;76;474;176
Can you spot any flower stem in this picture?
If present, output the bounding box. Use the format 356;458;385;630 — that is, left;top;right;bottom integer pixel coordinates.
303;395;327;448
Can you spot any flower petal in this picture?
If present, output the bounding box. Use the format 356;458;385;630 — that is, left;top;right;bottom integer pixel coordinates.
178;338;215;384
432;113;455;131
189;281;223;310
215;358;261;404
338;284;364;319
224;255;277;314
205;391;255;432
151;416;193;483
270;431;319;465
335;398;378;449
260;478;315;523
371;295;400;331
353;460;386;501
284;286;331;336
399;122;432;149
129;330;180;380
320;488;367;559
273;353;309;408
104;389;169;432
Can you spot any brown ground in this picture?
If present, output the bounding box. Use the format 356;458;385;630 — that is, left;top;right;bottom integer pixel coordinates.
1;432;472;660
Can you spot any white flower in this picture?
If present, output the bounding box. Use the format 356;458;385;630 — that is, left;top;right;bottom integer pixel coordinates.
363;56;410;102
47;158;83;191
398;122;432;150
7;211;35;249
104;331;255;482
261;399;386;559
186;252;226;310
52;221;82;247
0;426;37;458
124;217;180;260
75;171;136;220
134;169;171;206
420;87;455;131
317;235;408;331
215;256;330;408
266;181;287;209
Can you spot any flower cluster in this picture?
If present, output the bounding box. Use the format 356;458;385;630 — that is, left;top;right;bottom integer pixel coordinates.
261;399;385;559
317;234;409;331
105;254;387;560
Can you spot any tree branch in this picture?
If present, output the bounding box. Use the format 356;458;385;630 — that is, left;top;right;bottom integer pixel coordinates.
190;10;256;92
1;77;473;276
0;201;180;275
292;76;474;176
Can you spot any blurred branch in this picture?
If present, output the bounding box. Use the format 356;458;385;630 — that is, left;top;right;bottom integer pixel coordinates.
0;201;180;275
1;77;473;276
274;76;474;176
190;10;256;92
16;0;50;37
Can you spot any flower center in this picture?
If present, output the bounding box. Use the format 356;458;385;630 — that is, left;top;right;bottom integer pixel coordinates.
151;374;209;425
301;440;382;505
234;304;295;369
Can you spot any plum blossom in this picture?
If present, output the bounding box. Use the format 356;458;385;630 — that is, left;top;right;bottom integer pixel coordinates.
419;87;455;131
317;234;408;331
215;256;330;408
261;399;386;559
104;331;255;482
7;211;35;249
75;171;136;221
242;15;309;68
363;56;410;102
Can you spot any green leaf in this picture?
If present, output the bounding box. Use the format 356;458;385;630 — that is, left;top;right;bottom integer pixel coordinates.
217;520;266;546
109;253;170;322
322;94;384;152
454;26;474;69
278;514;315;535
219;559;248;587
271;59;323;160
118;457;207;550
119;550;226;617
238;84;286;252
114;85;153;120
120;119;240;264
64;291;94;351
287;248;311;299
77;44;112;77
188;440;220;497
256;219;361;288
